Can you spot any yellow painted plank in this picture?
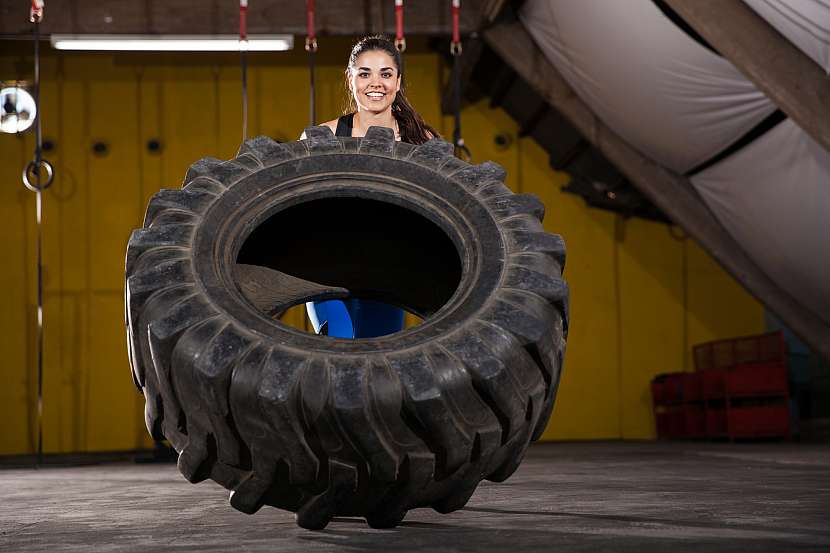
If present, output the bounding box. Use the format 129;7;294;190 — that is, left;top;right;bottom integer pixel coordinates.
84;293;146;452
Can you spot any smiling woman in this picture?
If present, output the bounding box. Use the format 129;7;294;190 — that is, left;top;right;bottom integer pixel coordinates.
303;35;441;339
312;34;439;144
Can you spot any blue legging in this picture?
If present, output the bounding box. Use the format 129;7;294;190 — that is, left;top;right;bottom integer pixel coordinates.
306;299;404;339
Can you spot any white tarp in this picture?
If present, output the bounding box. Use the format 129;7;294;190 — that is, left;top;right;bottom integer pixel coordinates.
520;0;830;328
518;0;775;173
692;120;830;326
744;0;830;74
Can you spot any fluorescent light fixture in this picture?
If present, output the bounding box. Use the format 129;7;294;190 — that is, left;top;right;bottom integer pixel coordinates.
50;34;293;52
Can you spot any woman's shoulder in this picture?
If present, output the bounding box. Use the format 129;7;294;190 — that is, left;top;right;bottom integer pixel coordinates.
299;119;339;140
319;119;339;133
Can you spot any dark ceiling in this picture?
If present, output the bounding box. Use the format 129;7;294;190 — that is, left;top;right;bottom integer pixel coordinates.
0;0;487;38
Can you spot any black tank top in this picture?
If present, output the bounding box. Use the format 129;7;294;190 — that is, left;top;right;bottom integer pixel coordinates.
334;113;354;137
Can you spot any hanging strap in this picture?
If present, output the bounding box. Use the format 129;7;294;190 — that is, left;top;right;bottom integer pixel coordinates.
395;0;406;52
23;0;53;468
240;0;248;141
30;0;43;21
306;0;317;126
450;0;462;55
450;0;470;160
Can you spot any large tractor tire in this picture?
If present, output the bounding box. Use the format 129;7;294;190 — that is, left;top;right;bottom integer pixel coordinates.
125;126;568;529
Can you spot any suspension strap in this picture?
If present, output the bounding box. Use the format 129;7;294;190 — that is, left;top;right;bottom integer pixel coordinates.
395;0;406;52
240;0;248;141
23;0;52;468
450;0;470;160
30;0;43;21
306;0;317;126
450;0;462;55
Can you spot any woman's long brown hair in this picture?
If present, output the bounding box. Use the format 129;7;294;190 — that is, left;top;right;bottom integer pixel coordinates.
344;35;440;145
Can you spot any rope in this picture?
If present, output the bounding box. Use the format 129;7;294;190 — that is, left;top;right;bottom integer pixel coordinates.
240;0;248;141
24;0;52;468
450;0;470;160
306;0;317;126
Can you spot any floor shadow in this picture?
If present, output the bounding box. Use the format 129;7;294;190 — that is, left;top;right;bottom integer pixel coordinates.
296;520;829;553
462;506;830;538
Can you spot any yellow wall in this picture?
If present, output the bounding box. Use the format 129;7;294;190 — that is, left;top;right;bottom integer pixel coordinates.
0;39;763;455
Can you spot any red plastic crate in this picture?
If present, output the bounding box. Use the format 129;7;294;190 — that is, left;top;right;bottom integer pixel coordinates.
682;373;703;402
652;372;702;405
667;332;791;442
682;405;706;439
693;331;785;371
701;369;727;399
705;408;727;438
652;373;684;404
726;365;788;398
655;410;670;438
651;380;667;404
655;408;685;439
655;406;705;439
728;405;790;438
656;409;677;439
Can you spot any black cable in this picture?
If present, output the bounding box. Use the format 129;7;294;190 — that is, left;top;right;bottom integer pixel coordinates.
34;22;42;166
241;47;248;140
308;47;316;126
451;49;470;160
33;17;44;468
22;5;54;467
305;1;316;126
453;52;460;144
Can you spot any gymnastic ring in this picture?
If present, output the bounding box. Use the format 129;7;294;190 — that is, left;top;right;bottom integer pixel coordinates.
22;159;54;192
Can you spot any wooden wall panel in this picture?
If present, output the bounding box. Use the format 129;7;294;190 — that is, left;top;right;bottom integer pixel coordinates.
0;133;34;454
47;59;90;453
86;63;142;291
618;220;686;439
159;66;221;186
85;294;147;451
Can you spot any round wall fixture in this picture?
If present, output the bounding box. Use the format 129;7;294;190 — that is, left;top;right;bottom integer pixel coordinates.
494;132;513;150
146;138;162;153
92;141;109;156
0;85;37;134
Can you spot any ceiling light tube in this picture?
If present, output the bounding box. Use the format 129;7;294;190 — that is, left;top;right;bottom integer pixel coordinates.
50;34;293;52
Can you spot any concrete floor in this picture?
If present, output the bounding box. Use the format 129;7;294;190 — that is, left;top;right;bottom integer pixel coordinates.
1;442;829;552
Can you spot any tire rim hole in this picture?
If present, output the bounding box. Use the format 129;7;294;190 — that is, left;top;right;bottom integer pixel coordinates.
236;196;462;338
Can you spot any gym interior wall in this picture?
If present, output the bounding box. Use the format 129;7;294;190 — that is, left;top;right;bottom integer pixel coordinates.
0;38;764;456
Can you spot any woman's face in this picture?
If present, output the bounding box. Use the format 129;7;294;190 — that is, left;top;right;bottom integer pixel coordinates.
349;50;401;114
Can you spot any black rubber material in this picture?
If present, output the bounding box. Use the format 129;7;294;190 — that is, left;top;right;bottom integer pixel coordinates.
124;126;569;529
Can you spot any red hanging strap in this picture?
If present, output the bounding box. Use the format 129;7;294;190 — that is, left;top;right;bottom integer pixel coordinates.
305;0;317;52
395;0;405;52
239;0;248;41
30;0;44;23
450;0;461;55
